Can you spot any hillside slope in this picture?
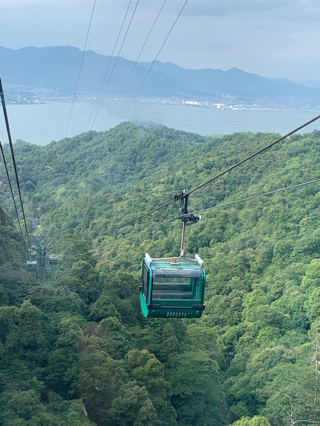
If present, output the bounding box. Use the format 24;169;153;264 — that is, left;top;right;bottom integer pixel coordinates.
1;123;320;424
0;205;30;304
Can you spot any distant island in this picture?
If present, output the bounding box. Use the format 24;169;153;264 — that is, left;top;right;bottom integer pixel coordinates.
1;45;320;110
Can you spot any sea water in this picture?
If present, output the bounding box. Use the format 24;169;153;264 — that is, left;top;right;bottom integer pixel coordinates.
1;101;319;146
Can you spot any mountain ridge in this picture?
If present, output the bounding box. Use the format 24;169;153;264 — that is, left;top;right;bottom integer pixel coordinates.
1;45;320;102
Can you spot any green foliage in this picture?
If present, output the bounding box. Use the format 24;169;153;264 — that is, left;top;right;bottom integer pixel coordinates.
2;123;320;425
108;381;160;426
126;349;176;425
0;206;31;305
231;416;270;426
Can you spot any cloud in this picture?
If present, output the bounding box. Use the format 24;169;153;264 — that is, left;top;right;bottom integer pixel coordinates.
1;0;320;80
184;0;293;16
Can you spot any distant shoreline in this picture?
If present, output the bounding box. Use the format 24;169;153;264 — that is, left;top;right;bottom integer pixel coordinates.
2;102;319;147
6;98;320;113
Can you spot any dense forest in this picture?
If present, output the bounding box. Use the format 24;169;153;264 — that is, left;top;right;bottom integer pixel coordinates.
1;122;320;425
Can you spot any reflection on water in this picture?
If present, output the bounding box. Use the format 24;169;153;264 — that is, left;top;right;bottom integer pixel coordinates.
0;101;319;146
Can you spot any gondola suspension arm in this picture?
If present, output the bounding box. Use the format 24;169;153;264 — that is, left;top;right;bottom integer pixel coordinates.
174;190;201;256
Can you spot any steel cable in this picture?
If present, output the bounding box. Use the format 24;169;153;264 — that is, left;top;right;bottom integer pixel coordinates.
0;140;25;240
193;177;320;215
118;0;189;125
185;114;320;197
0;79;31;248
108;114;320;232
65;0;97;137
90;0;140;130
130;177;320;238
103;0;167;131
85;0;133;132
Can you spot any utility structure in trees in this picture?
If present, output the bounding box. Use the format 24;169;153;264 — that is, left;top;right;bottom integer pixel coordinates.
32;217;41;228
311;327;320;405
27;235;57;284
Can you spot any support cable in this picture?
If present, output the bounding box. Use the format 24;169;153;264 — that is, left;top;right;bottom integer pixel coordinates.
103;0;167;131
185;115;320;197
108;113;320;232
65;0;97;137
0;79;31;248
137;177;320;237
193;178;320;215
118;0;189;125
90;0;140;130
0;140;25;240
85;0;133;131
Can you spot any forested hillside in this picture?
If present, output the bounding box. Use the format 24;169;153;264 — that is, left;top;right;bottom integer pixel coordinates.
1;122;320;425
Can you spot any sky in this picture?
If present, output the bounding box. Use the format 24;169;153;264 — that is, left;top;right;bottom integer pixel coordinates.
1;0;320;81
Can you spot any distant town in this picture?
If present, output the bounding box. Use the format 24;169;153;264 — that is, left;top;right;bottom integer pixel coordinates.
4;83;320;112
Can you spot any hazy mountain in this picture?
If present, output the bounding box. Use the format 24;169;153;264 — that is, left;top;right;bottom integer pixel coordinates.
139;60;320;100
296;79;320;88
0;46;200;98
1;45;320;101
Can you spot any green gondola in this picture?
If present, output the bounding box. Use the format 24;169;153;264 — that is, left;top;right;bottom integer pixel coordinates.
140;190;206;319
141;253;205;318
27;261;37;272
49;256;58;265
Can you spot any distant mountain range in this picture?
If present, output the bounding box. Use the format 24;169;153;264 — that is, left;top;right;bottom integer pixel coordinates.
0;45;320;102
140;61;320;100
296;79;320;89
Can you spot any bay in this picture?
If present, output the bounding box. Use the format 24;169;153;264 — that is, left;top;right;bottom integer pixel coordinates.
1;101;319;146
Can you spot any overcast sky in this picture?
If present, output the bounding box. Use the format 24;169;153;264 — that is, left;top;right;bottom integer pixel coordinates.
1;0;320;81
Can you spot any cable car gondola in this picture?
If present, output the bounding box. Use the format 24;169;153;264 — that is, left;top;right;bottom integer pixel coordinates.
27;261;37;272
140;191;206;319
49;256;58;265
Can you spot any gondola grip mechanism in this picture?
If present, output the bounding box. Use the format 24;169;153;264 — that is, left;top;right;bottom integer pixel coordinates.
145;253;152;265
195;254;204;266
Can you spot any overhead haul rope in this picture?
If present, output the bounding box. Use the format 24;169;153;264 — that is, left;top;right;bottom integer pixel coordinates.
131;177;320;237
85;0;133;131
0;78;31;248
90;0;140;130
65;0;97;137
109;113;320;232
103;0;167;131
0;140;25;240
193;178;320;215
116;0;189;127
